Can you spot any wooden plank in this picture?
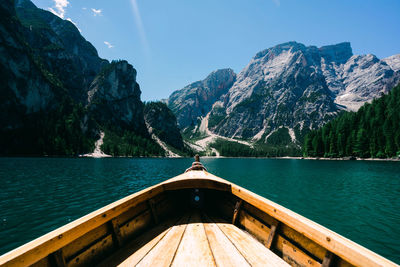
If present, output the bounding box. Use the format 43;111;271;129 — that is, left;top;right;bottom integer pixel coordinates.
1;169;397;267
0;185;163;267
265;222;278;249
135;214;190;267
322;251;334;267
110;219;123;247
243;202;279;227
238;210;271;246
67;234;114;267
280;224;327;261
211;217;290;267
162;179;230;192
171;212;215;267
202;215;250;267
215;199;235;221
119;210;152;242
239;211;319;267
277;235;321;267
30;257;51;267
232;200;243;225
62;224;108;261
148;199;159;224
154;196;177;220
52;250;66;267
99;216;182;267
231;184;398;267
112;201;149;227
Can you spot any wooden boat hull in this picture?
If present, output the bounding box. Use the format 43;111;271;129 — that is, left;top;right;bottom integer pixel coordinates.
0;170;397;267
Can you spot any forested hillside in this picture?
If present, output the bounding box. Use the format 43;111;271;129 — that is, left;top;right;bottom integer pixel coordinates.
303;84;400;158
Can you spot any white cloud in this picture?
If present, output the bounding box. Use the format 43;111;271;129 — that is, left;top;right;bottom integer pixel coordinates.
82;7;87;10
48;0;70;19
91;8;102;16
104;41;114;49
66;18;81;32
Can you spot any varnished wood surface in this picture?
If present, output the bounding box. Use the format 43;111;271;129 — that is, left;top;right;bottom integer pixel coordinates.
0;170;398;267
102;211;289;267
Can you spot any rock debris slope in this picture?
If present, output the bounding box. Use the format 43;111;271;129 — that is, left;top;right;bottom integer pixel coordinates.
168;42;400;145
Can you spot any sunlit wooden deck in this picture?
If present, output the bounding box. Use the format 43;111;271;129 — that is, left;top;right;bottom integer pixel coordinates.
100;211;289;267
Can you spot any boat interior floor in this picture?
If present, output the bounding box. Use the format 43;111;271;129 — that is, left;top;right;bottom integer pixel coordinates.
99;210;290;267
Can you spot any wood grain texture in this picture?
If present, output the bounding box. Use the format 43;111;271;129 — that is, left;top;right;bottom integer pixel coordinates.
281;240;321;267
1;170;398;267
211;217;290;267
135;215;190;267
203;215;250;267
171;212;215;267
0;185;163;267
231;184;398;267
98;216;181;267
239;210;271;246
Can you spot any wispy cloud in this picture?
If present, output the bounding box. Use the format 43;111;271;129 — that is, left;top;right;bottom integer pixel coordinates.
130;0;150;55
91;8;102;16
48;0;69;19
272;0;281;7
66;18;81;32
104;41;114;49
82;7;87;10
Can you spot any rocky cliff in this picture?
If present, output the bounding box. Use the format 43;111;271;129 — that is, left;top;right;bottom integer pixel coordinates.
88;60;147;134
0;0;185;156
14;0;108;103
168;41;400;146
144;102;184;150
168;68;236;129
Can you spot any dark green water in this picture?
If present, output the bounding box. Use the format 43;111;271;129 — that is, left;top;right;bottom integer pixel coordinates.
0;158;399;263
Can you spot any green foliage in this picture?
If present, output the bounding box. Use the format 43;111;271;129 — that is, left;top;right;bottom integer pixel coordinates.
208;106;226;128
303;84;400;158
0;98;95;156
210;139;301;157
101;128;164;157
266;127;292;145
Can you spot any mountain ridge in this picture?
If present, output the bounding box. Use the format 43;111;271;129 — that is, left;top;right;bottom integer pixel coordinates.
168;41;400;152
0;0;186;157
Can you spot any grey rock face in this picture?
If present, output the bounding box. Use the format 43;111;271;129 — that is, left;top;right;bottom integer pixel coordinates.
383;54;400;72
88;61;147;134
14;0;108;103
168;68;236;129
0;0;55;130
322;53;399;110
170;41;400;144
144;102;184;150
212;42;339;140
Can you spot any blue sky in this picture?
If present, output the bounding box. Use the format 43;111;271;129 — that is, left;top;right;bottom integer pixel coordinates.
31;0;400;101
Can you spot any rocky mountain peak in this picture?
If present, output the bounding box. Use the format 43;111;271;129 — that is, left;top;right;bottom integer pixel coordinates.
319;42;353;64
168;41;400;146
168;68;236;129
383;54;400;72
253;41;306;60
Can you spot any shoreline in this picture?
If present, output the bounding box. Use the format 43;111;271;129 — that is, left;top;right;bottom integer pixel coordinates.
1;155;399;161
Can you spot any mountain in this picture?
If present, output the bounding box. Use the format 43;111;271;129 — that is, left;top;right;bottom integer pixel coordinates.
15;0;108;103
0;0;185;157
167;68;236;130
144;102;185;152
168;42;400;148
303;83;400;158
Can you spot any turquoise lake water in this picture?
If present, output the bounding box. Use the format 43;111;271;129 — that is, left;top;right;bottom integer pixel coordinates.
0;157;399;263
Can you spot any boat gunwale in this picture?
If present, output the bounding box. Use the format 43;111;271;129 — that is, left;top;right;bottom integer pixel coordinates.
0;170;397;267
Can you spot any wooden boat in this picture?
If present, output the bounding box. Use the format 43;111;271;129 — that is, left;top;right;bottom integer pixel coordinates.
0;156;398;267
